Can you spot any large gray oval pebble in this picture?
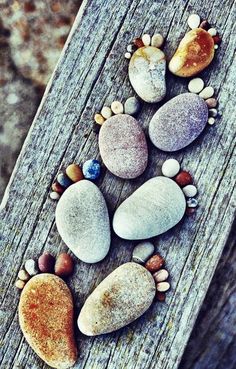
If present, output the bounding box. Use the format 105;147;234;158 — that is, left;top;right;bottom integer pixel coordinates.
113;176;186;240
149;93;208;151
129;46;166;103
77;262;155;336
99;114;148;179
56;180;110;263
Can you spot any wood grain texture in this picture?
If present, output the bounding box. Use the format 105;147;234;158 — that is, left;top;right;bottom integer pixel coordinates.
0;0;235;368
180;223;236;369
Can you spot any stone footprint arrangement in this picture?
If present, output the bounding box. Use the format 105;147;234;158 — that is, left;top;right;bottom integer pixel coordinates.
16;13;221;369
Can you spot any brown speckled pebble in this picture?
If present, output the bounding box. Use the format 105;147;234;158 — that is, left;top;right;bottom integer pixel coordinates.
145;254;165;273
55;253;74;277
99;114;148;179
19;274;77;368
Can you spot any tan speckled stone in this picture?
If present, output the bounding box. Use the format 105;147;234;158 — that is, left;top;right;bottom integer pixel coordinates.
78;262;155;336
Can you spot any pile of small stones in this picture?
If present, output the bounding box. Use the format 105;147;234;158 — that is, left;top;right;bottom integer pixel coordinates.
132;242;170;302
187;13;221;49
187;77;218;125
50;161;101;200
93;97;142;132
124;32;165;59
15;252;74;290
161;158;198;215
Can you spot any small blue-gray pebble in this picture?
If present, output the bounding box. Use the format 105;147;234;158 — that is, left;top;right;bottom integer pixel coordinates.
132;241;155;264
57;173;73;188
187;198;198;208
83;159;101;180
124;97;141;116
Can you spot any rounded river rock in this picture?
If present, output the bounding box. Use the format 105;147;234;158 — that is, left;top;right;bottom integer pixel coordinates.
99;114;148;179
19;274;78;369
113;176;186;240
149;93;208;152
129;46;166;103
78;262;155;336
56;180;110;263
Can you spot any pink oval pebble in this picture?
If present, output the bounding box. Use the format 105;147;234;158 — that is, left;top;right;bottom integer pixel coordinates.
99;114;148;179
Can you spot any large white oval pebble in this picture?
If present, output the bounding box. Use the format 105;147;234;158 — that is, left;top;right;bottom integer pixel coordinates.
161;159;180;177
199;86;214;99
187;14;201;29
182;185;198;197
129;46;166;103
113;176;186;240
188;78;204;93
56;180;110;263
77;262;156;336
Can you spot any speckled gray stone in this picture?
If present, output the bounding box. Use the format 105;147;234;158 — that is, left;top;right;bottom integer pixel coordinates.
77;262;155;336
56;180;110;263
129;46;166;103
99;114;148;179
149;93;208;152
124;96;141;115
113;176;186;240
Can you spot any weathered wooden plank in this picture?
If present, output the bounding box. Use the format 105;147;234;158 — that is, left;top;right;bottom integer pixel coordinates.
180;223;236;369
0;0;235;369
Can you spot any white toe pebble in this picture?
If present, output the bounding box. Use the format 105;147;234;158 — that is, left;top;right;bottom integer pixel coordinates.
199;86;214;99
101;106;112;119
142;34;151;46
157;281;170;292
188;78;204;93
111;101;124;114
153;269;169;283
151;33;164;48
161;159;180;178
50;191;60;200
209;108;218;117
208;28;217;36
182;185;198;197
187;14;201;29
208;117;215;125
214;44;219;49
125;52;132;59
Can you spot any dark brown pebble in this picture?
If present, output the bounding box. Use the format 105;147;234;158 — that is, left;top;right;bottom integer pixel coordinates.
175;171;193;187
52;182;64;194
213;35;221;44
199;20;209;30
133;37;144;48
156;291;166;302
38;252;55;273
186;207;196;216
145;254;165;273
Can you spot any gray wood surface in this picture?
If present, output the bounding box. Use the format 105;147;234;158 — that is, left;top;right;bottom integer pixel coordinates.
180;223;236;369
0;0;235;369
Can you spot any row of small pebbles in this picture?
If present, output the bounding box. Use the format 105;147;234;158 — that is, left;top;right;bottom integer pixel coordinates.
132;242;170;301
187;78;218;125
125;33;164;59
50;161;101;200
161;159;198;214
94;97;141;130
15;252;74;290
